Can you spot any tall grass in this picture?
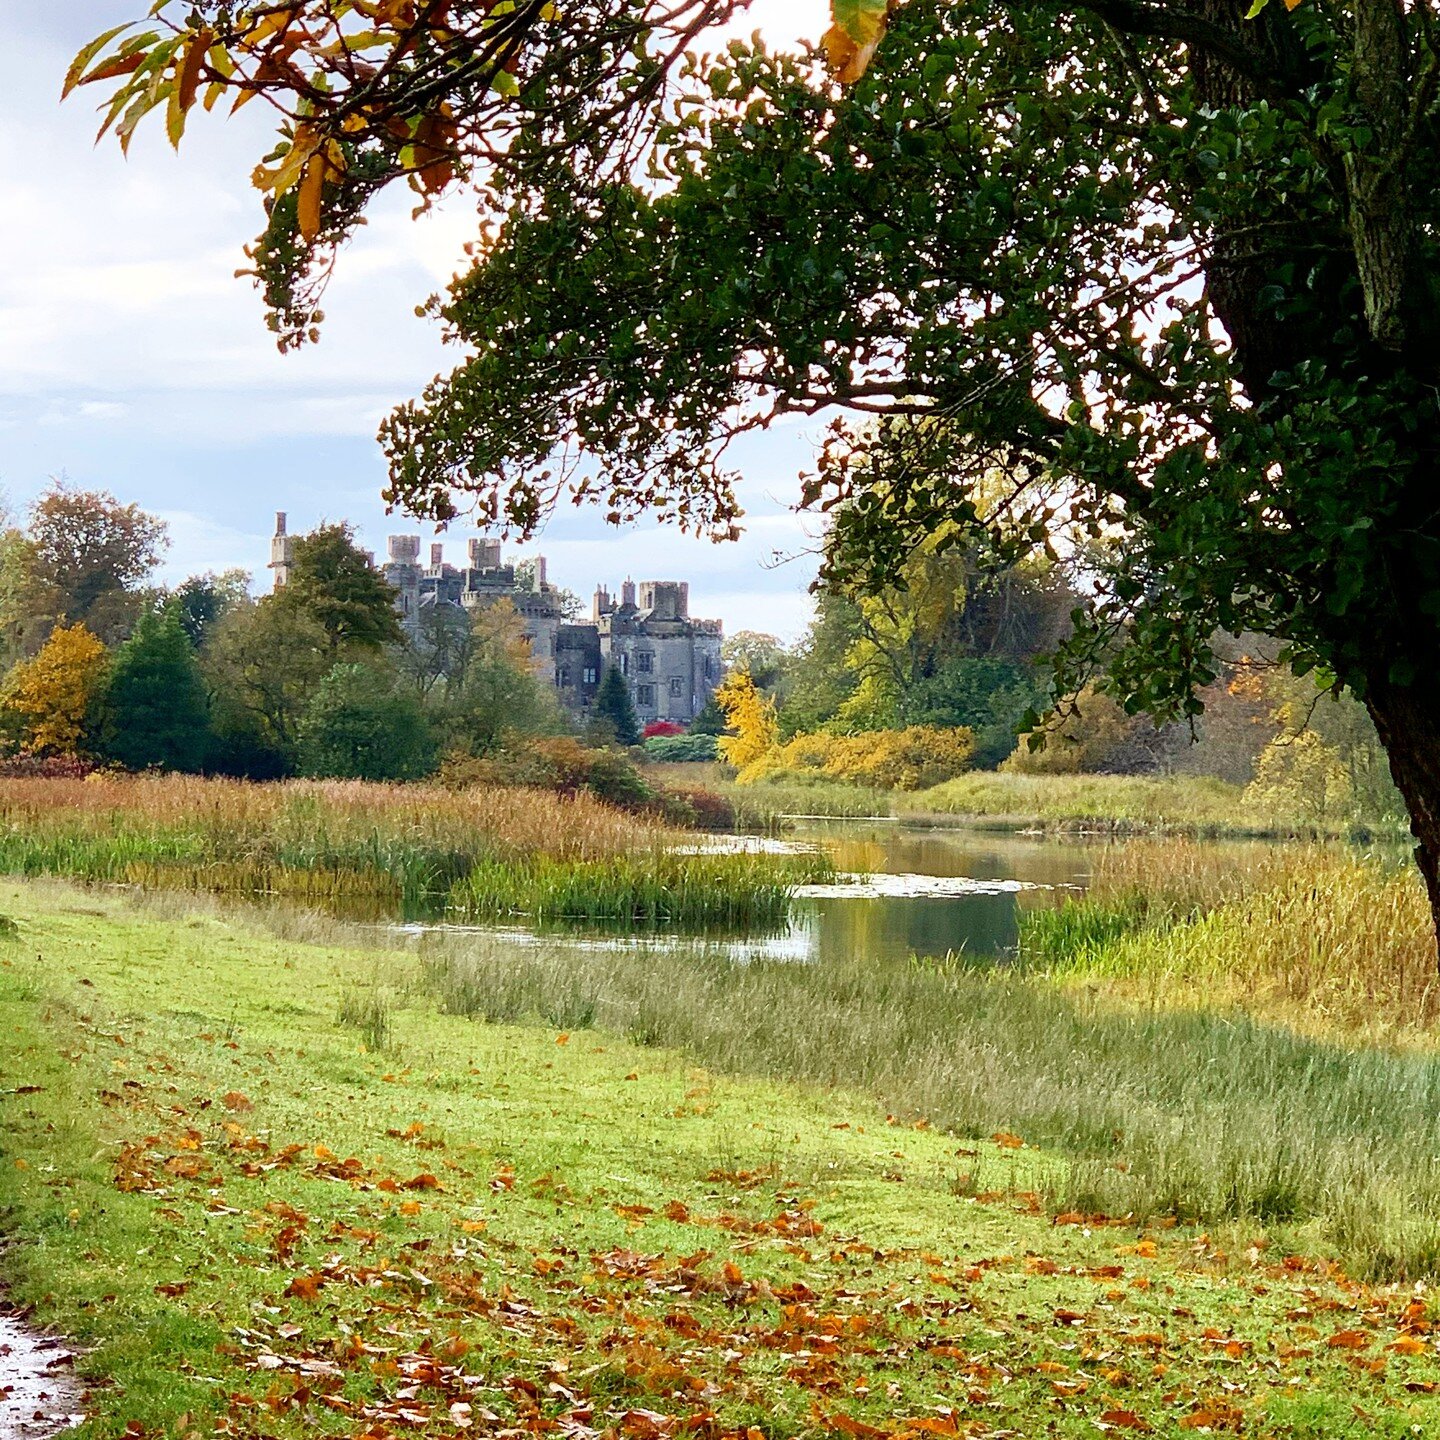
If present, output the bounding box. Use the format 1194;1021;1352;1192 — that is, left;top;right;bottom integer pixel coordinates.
418;924;1440;1279
449;850;829;929
1019;840;1440;1040
0;775;807;929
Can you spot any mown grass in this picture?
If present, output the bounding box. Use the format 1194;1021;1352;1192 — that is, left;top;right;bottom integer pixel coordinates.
417;921;1440;1280
0;774;813;930
3;879;1438;1438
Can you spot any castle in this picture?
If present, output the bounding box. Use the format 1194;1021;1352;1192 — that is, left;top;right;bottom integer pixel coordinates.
269;514;723;725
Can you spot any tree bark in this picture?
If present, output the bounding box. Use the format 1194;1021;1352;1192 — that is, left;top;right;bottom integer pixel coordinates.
1364;674;1440;949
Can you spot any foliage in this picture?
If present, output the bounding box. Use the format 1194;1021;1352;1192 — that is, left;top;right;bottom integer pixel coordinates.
642;720;685;740
713;670;777;770
76;0;1440;932
739;724;975;792
1242;673;1406;832
643;732;719;763
431;600;561;758
168;569;250;650
721;631;787;693
298;664;437;782
592;663;642;748
277;523;403;654
442;735;656;814
98;609;212;772
203;597;331;765
2;623;108;757
27;481;167;643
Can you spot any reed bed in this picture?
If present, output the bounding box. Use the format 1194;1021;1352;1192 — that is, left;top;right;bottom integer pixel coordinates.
449;850;831;929
0;774;809;929
1020;839;1440;1040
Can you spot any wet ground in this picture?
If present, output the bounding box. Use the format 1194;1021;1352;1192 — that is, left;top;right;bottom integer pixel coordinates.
0;1310;83;1440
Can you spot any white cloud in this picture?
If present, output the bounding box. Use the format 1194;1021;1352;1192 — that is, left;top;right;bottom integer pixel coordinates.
0;3;834;641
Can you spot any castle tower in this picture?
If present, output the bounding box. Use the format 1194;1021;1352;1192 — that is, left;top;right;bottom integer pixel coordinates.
269;511;294;591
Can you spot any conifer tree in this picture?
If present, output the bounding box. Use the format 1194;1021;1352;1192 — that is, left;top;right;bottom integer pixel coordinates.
99;609;212;772
593;664;642;747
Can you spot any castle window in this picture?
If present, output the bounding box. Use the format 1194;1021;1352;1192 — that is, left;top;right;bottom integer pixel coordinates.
669;677;685;698
559;666;571;687
620;654;628;675
583;666;598;686
637;652;654;674
636;684;656;708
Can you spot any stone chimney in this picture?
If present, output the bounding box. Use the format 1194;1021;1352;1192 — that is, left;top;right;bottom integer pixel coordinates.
533;556;548;591
621;578;637;608
430;542;445;568
269;512;294;591
593;585;612;622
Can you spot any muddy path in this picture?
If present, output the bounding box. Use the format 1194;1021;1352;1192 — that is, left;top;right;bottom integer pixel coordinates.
0;1308;84;1440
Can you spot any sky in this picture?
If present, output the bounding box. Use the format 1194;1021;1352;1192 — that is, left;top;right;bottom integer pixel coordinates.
0;1;833;641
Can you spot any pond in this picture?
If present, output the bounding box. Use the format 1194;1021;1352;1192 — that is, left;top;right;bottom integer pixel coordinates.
403;820;1105;967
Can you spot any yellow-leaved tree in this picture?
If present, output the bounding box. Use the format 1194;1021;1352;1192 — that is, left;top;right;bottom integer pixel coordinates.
714;670;778;771
4;623;108;757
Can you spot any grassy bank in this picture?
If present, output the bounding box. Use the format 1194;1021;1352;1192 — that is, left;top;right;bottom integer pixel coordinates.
0;774;817;928
647;763;1398;839
908;772;1383;837
3;880;1438;1438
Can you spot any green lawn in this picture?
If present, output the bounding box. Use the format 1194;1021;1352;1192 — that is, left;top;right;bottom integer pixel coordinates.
1;880;1437;1438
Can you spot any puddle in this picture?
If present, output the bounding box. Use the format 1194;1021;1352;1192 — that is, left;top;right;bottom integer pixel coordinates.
0;1310;84;1440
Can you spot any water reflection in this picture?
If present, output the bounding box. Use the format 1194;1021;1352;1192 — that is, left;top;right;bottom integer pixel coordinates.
399;821;1100;967
788;821;1095;965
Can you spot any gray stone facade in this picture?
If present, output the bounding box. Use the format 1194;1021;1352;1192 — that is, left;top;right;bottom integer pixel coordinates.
267;515;723;725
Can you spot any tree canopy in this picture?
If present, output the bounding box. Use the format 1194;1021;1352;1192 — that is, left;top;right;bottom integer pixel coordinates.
73;0;1440;945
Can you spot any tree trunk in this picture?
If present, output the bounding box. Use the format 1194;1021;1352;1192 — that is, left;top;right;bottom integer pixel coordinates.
1365;674;1440;959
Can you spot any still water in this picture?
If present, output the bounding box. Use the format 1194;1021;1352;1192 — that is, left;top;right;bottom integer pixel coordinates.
760;821;1095;965
411;822;1103;967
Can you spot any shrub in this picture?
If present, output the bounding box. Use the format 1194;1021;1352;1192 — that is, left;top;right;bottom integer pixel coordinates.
440;736;655;812
0;755;100;780
643;732;719;762
643;720;685;739
739;725;976;792
298;665;437;782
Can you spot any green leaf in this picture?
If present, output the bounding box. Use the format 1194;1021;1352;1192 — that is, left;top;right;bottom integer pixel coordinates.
63;22;134;98
831;0;890;46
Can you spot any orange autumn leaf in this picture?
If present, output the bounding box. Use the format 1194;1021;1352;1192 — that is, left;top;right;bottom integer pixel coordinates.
1327;1328;1371;1350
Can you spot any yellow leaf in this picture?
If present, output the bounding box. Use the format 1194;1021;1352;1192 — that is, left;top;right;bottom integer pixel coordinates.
296;154;325;242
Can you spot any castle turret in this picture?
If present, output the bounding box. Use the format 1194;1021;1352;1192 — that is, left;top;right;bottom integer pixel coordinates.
468;538;503;570
269;511;294;591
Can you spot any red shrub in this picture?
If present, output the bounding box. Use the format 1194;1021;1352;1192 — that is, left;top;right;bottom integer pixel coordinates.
642;721;685;739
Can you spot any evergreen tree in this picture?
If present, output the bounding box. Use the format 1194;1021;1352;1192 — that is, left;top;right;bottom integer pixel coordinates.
298;664;437;781
593;664;641;747
99;609;211;771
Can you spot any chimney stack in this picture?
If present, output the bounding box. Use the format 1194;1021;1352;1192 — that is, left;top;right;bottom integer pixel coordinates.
430;542;444;568
274;511;287;537
621;578;637;608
